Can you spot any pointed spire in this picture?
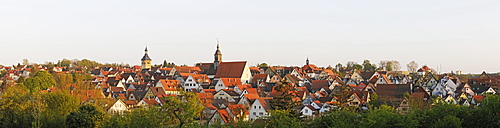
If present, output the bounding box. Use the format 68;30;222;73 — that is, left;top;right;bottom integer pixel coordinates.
141;46;151;61
217;38;220;49
306;57;310;65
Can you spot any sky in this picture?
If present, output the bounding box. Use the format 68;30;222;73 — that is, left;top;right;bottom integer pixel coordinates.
1;0;499;74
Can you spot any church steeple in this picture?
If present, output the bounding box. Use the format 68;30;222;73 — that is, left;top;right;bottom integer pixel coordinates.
141;46;152;70
306;57;309;65
214;39;222;70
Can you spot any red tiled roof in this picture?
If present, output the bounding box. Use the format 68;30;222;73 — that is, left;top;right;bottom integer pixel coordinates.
214;61;247;78
220;78;242;88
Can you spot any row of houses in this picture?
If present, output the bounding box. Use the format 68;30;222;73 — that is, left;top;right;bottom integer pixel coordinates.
1;45;499;124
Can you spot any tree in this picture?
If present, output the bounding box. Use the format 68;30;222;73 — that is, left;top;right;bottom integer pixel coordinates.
362;60;377;72
369;93;381;109
162;91;204;127
386;61;394;71
257;63;269;67
379;60;388;70
407;61;418;73
0;85;33;128
265;110;303;128
390;60;401;71
24;70;56;92
270;82;300;111
41;91;80;127
335;63;343;72
53;73;74;88
312;110;361;128
362;105;399;127
22;59;30;65
65;104;107;128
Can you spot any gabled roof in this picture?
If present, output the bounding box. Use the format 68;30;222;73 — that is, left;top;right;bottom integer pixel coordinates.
257;98;273;111
173;66;202;74
251;74;269;84
360;72;376;80
142;98;160;106
218;109;230;124
214;61;247;78
311;80;330;91
221;89;240;96
198;93;215;100
220;78;242;88
377;84;411;98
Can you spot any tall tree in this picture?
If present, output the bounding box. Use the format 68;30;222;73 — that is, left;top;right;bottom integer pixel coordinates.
41;91;80;127
265;110;303;128
162;91;204;127
312;110;361;128
22;59;30;65
390;60;401;71
0;85;33;128
24;71;56;92
407;61;418;73
257;63;269;67
379;60;388;70
270;82;300;111
65;104;107;128
362;60;377;72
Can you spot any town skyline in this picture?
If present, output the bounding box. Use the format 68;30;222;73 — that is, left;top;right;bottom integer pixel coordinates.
2;1;500;74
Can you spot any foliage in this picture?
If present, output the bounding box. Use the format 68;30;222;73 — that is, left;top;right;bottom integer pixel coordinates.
362;60;377;72
369;92;381;109
106;107;170;128
24;70;56;92
41;91;81;127
257;63;269;67
270;82;300;111
312;110;361;128
66;104;107;128
407;61;418;73
53;73;74;88
0;85;33;128
265;110;303;128
162;91;204;127
163;60;176;68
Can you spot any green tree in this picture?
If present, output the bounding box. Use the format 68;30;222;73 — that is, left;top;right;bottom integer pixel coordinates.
65;104;107;128
265;110;303;128
429;115;462;128
41;91;80;127
362;60;377;72
0;85;33;128
362;105;398;127
386;61;394;71
162;91;204;127
53;73;74;88
270;82;301;113
369;92;381;109
312;110;361;128
24;70;56;92
257;63;269;67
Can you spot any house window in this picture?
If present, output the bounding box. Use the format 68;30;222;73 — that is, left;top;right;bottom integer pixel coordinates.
259;106;261;109
253;112;256;115
259;112;264;116
254;106;256;109
305;109;309;113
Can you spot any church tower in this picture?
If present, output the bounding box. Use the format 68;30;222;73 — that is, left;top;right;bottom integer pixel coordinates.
141;47;152;70
214;41;222;70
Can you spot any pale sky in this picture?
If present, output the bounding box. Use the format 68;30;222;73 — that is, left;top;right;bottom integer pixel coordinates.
1;0;499;74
